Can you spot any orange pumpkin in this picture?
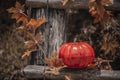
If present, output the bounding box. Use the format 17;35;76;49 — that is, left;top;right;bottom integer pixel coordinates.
59;42;95;68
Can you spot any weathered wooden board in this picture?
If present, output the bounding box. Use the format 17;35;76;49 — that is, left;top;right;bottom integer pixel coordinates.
26;0;120;11
22;65;120;80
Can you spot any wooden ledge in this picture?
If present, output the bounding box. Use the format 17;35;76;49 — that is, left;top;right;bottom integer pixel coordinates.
26;0;120;11
23;65;120;80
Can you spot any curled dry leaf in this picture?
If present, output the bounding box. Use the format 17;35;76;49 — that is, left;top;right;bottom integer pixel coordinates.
100;0;112;6
7;7;19;14
44;65;66;75
24;40;36;49
44;69;60;75
35;32;44;44
96;57;113;70
7;1;28;24
45;57;66;75
11;13;28;24
62;0;68;6
65;75;72;80
87;64;97;69
16;14;28;24
45;52;64;68
90;8;97;16
62;0;74;6
22;50;33;59
7;1;24;14
27;18;46;30
87;57;113;70
89;0;96;3
15;1;25;11
89;0;111;24
17;26;35;40
17;26;25;30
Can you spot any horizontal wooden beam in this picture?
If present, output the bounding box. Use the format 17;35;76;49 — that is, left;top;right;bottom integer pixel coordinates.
26;0;88;9
26;0;120;11
22;65;120;80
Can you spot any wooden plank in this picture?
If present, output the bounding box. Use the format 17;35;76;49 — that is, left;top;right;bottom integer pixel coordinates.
100;70;120;79
26;0;120;11
23;65;49;78
22;65;120;80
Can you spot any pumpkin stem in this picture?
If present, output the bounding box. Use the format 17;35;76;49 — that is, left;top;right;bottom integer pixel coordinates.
73;35;79;44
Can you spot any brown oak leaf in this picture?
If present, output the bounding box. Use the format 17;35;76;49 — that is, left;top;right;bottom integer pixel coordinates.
65;75;72;80
89;0;111;24
24;40;36;49
7;1;28;24
22;50;33;59
27;18;46;30
17;26;35;40
45;52;64;68
35;32;44;44
11;13;28;24
62;0;68;6
100;0;112;6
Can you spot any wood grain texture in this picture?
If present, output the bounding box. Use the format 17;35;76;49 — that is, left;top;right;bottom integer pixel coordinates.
26;0;120;11
23;65;120;80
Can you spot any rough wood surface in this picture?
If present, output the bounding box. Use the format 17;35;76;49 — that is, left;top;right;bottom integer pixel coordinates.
23;65;120;80
26;0;120;11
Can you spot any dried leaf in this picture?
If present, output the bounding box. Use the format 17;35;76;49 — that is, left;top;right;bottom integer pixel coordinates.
65;75;72;80
97;4;105;18
90;0;96;2
87;64;97;69
89;0;111;24
52;52;58;58
44;69;59;75
45;52;64;68
89;0;96;9
27;18;46;30
7;1;24;14
24;31;35;41
11;13;21;20
45;58;54;67
95;57;113;70
35;32;44;44
101;0;112;6
24;40;36;49
7;7;18;13
44;66;66;75
62;0;68;6
103;11;111;19
15;1;24;11
94;15;100;23
36;18;46;28
17;26;25;30
90;9;97;16
22;50;32;59
16;13;28;24
26;19;36;29
17;26;35;41
7;2;28;24
11;13;28;24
